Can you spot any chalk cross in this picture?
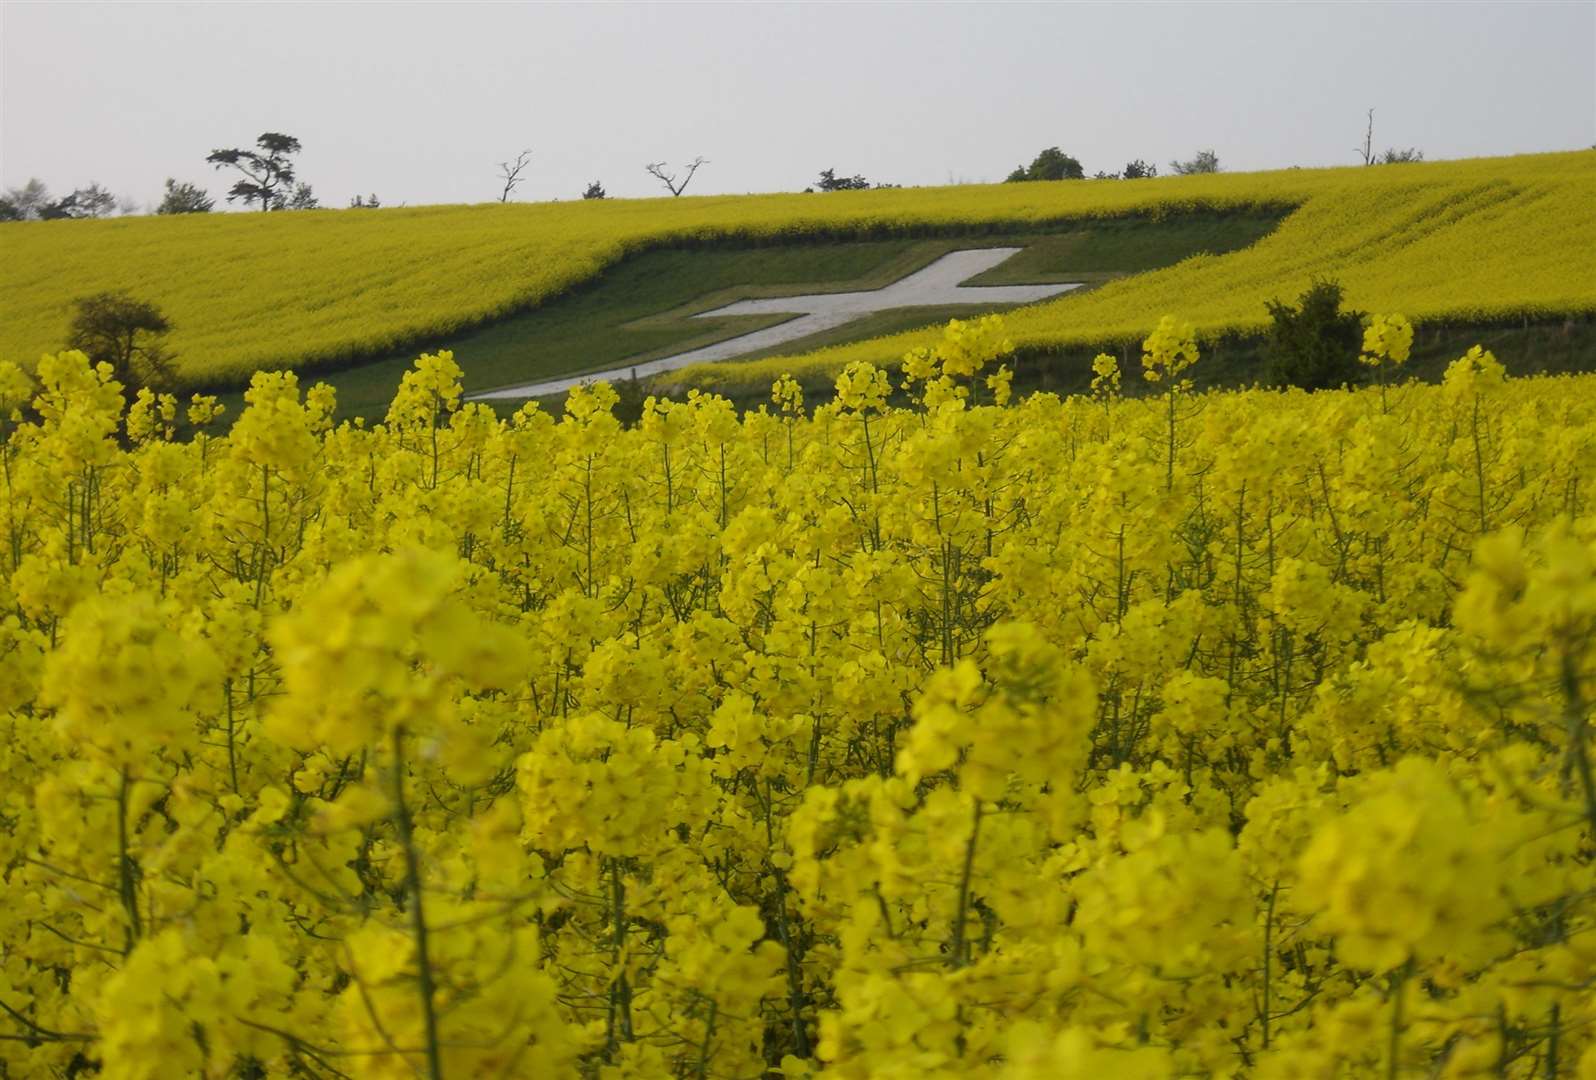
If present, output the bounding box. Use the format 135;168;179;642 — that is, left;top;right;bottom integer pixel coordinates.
469;247;1080;400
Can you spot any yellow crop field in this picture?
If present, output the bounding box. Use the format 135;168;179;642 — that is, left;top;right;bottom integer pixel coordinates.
1;318;1595;1075
1;150;1592;391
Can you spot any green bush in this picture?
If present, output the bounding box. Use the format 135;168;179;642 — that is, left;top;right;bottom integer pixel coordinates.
1264;279;1365;390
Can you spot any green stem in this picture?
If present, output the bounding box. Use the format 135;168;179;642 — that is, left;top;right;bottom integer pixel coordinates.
694;998;718;1080
116;769;142;954
1547;1001;1560;1079
1261;880;1278;1049
1386;961;1410;1080
390;727;445;1080
949;800;983;970
224;678;239;796
606;858;634;1058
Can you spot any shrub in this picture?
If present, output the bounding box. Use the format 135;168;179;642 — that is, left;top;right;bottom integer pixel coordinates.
65;291;177;395
1264;278;1366;390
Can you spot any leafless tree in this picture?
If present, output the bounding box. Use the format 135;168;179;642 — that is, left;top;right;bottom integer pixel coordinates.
1357;109;1423;166
1356;108;1375;166
644;156;707;197
497;149;531;202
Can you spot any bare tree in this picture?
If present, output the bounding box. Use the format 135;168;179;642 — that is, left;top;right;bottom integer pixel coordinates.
1357;109;1424;166
497;150;531;202
645;157;707;197
1357;108;1376;166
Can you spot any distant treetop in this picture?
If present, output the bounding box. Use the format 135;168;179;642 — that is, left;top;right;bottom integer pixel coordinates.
815;168;871;192
1169;149;1221;175
1005;147;1085;183
157;179;214;215
206;132;303;211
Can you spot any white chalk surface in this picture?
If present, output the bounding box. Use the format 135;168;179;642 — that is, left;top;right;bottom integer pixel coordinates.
467;248;1081;401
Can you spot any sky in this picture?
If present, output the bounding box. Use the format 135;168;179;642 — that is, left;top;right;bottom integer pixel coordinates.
2;1;1593;211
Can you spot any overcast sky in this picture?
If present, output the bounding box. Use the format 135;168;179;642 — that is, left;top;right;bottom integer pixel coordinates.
2;1;1593;210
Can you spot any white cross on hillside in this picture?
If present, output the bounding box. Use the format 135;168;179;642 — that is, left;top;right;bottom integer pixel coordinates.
469;247;1082;400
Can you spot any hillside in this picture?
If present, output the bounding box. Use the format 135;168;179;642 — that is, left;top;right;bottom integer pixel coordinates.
1;151;1591;398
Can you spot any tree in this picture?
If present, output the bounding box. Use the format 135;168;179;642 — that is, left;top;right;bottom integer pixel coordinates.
497;150;531;202
66;291;178;395
285;183;319;210
645;157;707;197
1091;160;1157;180
207;132;302;210
31;184;119;220
815;168;871;191
1356;107;1377;166
1357;108;1424;167
611;369;649;428
1169;150;1220;175
1264;278;1366;391
582;182;607;200
2;179;53;220
157;179;214;215
0;199;19;222
69;184;119;217
349;193;381;208
1004;147;1085;182
36;197;76;221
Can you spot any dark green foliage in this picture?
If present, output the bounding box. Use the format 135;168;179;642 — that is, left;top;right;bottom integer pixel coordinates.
349;193;382;209
285;183;319;210
207;132;302;211
1005;147;1085;183
1264;279;1366;390
583;182;607;200
1379;148;1424;165
1092;160;1159;181
36;183;119;220
2;179;52;220
66;291;178;394
815;168;871;192
67;183;119;218
1169;150;1220;175
158;179;215;215
611;370;649;427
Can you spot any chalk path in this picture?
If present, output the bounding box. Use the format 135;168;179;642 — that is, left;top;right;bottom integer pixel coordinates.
466;247;1082;400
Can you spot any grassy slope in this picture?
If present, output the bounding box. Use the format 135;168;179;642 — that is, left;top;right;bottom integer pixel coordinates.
305;213;1279;419
673;158;1596;392
3;152;1591;394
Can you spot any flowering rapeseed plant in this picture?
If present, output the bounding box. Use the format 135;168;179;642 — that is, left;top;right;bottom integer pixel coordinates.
0;316;1593;1077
